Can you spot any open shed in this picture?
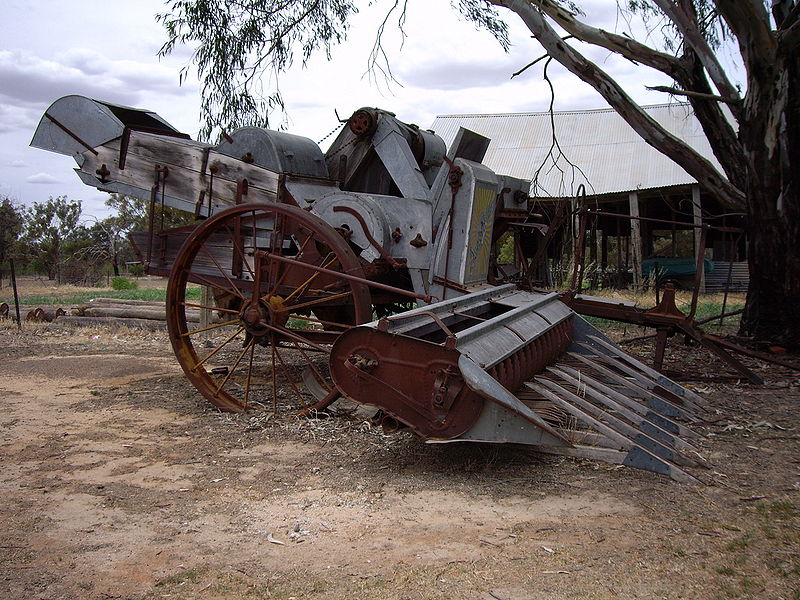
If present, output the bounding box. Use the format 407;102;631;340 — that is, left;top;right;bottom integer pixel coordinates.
430;103;747;291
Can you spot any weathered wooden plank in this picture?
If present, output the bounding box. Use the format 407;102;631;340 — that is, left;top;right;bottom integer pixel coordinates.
127;131;282;193
79;133;283;216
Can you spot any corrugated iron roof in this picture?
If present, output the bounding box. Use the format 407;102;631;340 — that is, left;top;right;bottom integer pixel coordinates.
430;103;724;198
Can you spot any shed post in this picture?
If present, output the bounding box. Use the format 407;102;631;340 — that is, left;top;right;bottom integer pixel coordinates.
692;185;705;293
628;191;643;289
199;285;213;338
600;229;608;270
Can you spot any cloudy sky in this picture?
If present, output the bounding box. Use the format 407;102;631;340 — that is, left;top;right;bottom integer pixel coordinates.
1;0;679;220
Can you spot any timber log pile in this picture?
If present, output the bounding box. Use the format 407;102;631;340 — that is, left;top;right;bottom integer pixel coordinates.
59;297;219;331
2;298;218;330
1;302;67;323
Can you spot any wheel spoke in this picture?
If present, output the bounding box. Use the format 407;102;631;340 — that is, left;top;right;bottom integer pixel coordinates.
282;255;337;304
265;234;316;301
272;345;307;407
191;273;245;301
285;313;354;331
223;223;256;280
214;338;255;395
291;340;332;393
190;326;245;372
200;243;246;299
283;290;354;313
181;301;239;315
271;341;278;413
260;322;328;353
182;318;240;337
243;341;255;409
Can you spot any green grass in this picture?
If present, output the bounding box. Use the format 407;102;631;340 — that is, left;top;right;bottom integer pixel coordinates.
692;300;745;323
711;497;800;597
111;276;138;290
155;567;204;588
0;287;200;306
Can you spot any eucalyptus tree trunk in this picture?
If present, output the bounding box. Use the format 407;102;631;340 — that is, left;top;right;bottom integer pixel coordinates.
489;0;800;348
738;48;800;348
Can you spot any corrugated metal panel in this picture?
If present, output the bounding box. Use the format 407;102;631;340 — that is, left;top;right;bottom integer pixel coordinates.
430;103;725;198
705;261;749;292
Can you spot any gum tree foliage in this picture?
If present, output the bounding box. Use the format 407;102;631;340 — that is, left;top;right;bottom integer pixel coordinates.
158;0;509;140
22;196;82;281
0;196;24;270
75;218;129;277
86;194;196;274
88;194;196;274
104;193;194;233
159;0;799;347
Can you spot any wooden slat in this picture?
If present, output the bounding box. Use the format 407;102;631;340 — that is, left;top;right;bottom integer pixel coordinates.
79;133;281;216
127;131;282;192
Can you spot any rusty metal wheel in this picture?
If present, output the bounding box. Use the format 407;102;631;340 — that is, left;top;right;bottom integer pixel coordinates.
166;203;372;413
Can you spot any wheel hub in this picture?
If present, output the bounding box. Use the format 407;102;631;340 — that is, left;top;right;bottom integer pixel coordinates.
239;295;289;337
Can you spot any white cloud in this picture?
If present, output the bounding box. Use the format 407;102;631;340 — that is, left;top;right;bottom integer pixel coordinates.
26;172;60;184
0;102;41;132
9;160;27;167
0;48;197;114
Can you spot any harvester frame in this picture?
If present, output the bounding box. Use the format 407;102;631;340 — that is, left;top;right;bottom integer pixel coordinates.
32;96;710;482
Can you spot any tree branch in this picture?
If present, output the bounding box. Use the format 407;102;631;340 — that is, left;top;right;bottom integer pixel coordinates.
528;0;685;77
680;45;747;191
512;35;573;78
771;0;795;27
646;85;737;104
715;0;777;81
778;0;800;28
651;0;742;119
780;16;800;53
489;0;746;210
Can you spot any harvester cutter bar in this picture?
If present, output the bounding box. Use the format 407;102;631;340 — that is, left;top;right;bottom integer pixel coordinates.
331;286;708;482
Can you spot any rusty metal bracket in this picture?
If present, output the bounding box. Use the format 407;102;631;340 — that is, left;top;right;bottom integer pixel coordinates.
146;165;169;267
432;276;469;295
409;233;428;248
562;287;764;384
44;113;98;155
381;310;458;349
231;179;249;278
255;250;436;304
95;163;111;183
332;205;403;269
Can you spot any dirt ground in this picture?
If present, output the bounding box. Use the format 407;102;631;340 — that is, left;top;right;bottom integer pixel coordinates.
1;321;798;600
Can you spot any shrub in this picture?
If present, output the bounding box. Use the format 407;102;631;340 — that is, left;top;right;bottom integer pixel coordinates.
111;276;138;291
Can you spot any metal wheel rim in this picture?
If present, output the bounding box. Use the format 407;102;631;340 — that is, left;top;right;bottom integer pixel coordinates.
166;202;371;413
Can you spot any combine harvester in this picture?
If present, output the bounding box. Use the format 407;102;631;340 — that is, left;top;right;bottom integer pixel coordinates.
32;96;709;482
